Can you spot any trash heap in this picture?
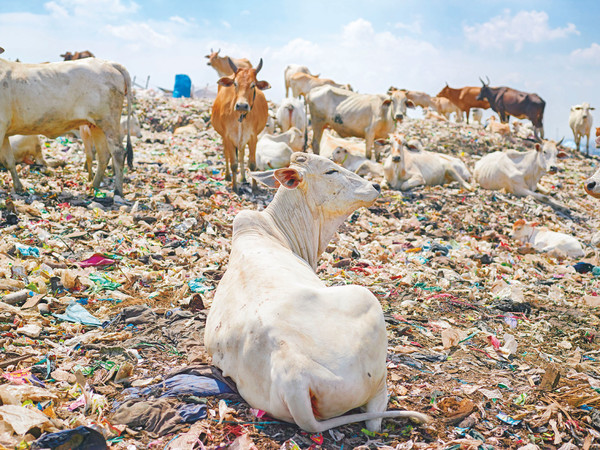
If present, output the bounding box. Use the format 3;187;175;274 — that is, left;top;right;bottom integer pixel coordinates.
1;93;600;449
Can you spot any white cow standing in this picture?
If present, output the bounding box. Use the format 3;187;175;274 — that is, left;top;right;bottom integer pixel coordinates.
276;98;307;134
255;127;304;170
308;86;413;160
0;55;133;195
473;140;567;211
383;134;472;190
569;102;595;155
205;153;430;433
284;64;312;97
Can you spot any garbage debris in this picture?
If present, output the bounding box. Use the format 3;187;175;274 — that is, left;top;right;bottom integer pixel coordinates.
1;94;600;448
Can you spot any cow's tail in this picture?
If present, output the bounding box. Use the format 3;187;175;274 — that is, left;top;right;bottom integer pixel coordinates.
111;62;134;169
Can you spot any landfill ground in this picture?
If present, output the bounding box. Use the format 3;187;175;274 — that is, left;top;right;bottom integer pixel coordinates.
2;91;600;449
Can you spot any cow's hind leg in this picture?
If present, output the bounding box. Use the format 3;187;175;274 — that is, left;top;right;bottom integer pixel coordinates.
362;383;388;432
0;135;23;192
446;167;473;190
90;127;111;192
80;125;95;181
248;135;258;192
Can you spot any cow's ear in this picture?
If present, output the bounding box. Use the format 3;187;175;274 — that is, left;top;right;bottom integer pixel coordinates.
274;167;303;189
383;98;392;107
406;100;415;109
217;77;234;87
530;222;540;227
250;171;280;189
535;143;541;151
513;219;525;228
256;80;271;90
591;107;596;110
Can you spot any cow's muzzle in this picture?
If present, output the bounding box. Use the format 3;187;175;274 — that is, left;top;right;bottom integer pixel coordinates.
235;103;250;112
392;155;401;163
585;181;600;198
395;113;404;121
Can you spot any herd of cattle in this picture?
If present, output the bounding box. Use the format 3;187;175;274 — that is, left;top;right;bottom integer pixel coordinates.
3;47;600;433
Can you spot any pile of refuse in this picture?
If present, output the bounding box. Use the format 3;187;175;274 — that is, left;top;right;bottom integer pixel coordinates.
1;93;600;449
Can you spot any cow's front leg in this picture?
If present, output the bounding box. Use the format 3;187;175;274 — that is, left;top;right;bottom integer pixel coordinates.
0;135;23;192
364;128;375;161
248;135;258;193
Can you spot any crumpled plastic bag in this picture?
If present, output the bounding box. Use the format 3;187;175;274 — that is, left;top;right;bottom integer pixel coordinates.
79;254;117;268
0;405;51;436
441;327;466;349
52;302;102;327
0;385;57;405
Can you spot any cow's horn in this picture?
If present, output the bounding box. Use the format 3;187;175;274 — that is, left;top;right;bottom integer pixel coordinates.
255;58;263;75
217;48;221;53
479;77;485;85
0;47;4;55
228;57;238;73
557;137;564;146
486;75;490;85
210;48;213;53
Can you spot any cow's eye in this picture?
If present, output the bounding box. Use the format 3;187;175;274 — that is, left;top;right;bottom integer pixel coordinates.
251;82;256;89
325;169;338;175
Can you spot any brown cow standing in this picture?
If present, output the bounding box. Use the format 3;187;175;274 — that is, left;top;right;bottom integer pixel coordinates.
60;51;95;61
211;58;270;193
205;49;252;78
436;83;490;123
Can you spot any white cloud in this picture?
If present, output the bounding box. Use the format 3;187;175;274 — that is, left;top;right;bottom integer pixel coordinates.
394;19;422;35
169;16;189;26
43;0;139;18
571;43;600;65
105;22;172;48
44;1;68;17
240;10;250;16
464;10;579;51
221;20;231;29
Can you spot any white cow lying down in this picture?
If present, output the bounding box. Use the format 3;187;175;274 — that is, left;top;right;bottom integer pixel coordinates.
512;220;584;258
330;146;384;179
205;153;430;433
383;134;472;190
255;127;304;170
473;140;566;211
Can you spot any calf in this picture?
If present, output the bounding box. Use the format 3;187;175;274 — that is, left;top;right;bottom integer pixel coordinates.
211;58;270;192
512;220;584;258
330;147;384;179
276;98;307;134
569;102;595;155
474;140;566;210
205;152;430;432
471;108;483;124
0;57;133;195
256;127;304;170
308;86;413;160
383;134;472;190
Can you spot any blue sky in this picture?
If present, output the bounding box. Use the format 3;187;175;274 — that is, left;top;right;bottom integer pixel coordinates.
1;1;599;143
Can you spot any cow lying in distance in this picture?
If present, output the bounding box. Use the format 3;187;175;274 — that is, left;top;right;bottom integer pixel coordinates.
174;119;207;136
0;57;133;194
512;220;584;258
60;50;94;61
512;120;536;140
205;152;430;433
276;98;307;134
319;128;366;159
383;134;472;190
10;135;48;167
330;147;384;179
255;127;304;170
486;116;511;136
308;86;413;160
474;140;567;211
